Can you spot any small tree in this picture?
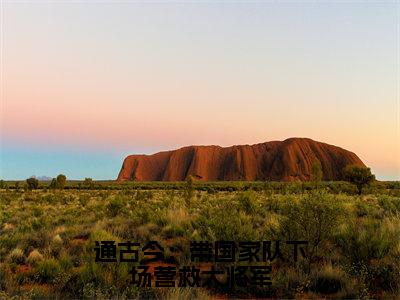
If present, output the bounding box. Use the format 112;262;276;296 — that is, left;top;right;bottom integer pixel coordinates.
84;178;94;189
49;178;57;189
343;165;375;195
310;158;323;188
0;180;6;189
26;177;39;190
56;174;67;189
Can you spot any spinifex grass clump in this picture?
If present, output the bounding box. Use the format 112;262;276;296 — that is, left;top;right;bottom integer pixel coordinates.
8;248;25;265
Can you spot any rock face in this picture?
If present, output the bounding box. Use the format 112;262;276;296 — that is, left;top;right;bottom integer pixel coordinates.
117;138;366;182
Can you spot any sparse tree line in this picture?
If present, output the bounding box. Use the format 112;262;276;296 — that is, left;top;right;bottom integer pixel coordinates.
0;176;96;191
0;164;382;196
25;174;67;190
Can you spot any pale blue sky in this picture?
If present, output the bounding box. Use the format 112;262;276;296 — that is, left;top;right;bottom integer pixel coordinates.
1;1;399;180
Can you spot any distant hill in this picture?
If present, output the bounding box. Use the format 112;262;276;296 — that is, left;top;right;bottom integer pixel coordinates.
117;138;366;182
31;175;53;181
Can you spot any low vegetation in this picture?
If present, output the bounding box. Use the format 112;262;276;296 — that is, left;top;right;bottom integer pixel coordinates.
0;179;399;298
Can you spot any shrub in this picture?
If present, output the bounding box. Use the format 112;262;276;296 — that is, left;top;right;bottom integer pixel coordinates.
196;199;259;241
107;196;126;217
9;248;25;264
279;191;345;267
34;259;61;283
42;193;57;204
377;195;400;215
49;178;57;189
26;177;39;190
237;191;257;214
27;250;44;266
84;178;94;189
335;216;400;295
335;219;395;266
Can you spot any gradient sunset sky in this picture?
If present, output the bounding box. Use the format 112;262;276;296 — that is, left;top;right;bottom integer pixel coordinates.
1;1;399;180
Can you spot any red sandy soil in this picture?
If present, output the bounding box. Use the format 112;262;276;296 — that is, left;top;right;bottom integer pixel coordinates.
16;265;33;274
117;137;365;182
20;283;52;294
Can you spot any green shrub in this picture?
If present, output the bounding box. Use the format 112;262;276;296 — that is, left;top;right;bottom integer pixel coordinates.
237;191;257;214
42;193;57;204
84;178;94;189
34;259;61;283
106;196;126;217
8;248;25;264
335;219;395;265
378;195;400;215
195;199;259;241
278;191;345;266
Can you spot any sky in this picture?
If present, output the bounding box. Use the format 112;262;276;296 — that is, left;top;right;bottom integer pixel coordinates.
0;1;399;180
